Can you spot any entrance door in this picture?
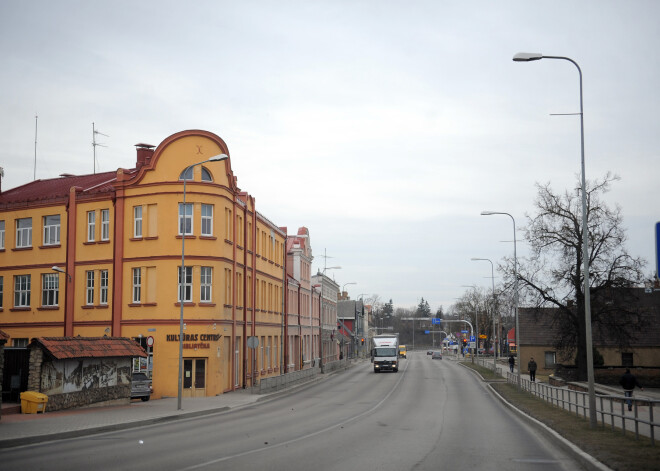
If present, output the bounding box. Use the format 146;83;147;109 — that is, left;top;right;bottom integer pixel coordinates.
182;358;206;397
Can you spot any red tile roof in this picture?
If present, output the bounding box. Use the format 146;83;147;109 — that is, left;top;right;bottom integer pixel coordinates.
32;337;147;360
0;171;121;207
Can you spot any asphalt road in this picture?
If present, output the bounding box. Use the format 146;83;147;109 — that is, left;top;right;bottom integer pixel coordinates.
1;353;587;470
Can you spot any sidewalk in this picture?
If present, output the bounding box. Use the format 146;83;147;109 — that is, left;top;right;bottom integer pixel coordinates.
0;388;278;449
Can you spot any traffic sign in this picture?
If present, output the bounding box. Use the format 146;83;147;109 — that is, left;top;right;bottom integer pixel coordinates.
432;318;442;325
247;336;259;349
425;330;430;334
470;336;476;342
146;336;154;347
461;330;468;334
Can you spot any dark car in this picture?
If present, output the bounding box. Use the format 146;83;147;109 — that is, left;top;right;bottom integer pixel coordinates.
431;351;443;360
131;373;152;401
427;350;433;355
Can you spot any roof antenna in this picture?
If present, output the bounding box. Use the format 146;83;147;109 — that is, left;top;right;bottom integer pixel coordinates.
92;122;109;174
34;114;38;181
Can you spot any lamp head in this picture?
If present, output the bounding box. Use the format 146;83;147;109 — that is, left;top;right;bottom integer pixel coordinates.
209;153;229;162
513;52;543;62
481;211;496;216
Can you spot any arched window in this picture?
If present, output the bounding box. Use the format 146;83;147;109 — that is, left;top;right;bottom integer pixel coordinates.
179;167;193;181
179;166;213;182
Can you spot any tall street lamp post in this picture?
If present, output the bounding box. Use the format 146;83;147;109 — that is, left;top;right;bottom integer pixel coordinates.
471;258;497;372
481;211;520;389
513;52;596;428
177;154;228;410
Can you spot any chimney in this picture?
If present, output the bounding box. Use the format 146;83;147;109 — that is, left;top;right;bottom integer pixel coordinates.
135;143;155;169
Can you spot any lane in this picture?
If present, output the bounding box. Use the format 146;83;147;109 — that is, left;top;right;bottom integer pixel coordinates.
0;353;587;471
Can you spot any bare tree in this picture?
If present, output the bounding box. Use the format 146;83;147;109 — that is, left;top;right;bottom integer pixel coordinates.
505;173;646;380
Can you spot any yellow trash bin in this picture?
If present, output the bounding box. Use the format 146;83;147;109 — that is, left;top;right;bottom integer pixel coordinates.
20;391;48;414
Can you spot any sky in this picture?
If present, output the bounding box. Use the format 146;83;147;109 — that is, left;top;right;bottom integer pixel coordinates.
1;1;658;311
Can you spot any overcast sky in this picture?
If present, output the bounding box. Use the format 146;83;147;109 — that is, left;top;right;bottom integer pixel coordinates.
1;1;658;311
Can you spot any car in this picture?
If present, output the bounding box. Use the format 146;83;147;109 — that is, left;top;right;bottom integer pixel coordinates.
427;350;433;355
131;372;152;401
431;351;442;360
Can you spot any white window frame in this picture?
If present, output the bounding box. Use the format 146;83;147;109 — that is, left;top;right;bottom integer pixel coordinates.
41;273;59;307
43;215;61;246
0;220;5;249
86;271;95;305
132;268;141;304
14;274;31;307
87;211;96;242
16;218;32;248
178;266;193;303
134;206;143;238
200;266;212;302
201;204;213;236
100;270;109;305
101;209;110;241
178;203;193;236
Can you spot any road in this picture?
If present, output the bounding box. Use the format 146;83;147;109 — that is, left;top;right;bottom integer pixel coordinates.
1;353;587;470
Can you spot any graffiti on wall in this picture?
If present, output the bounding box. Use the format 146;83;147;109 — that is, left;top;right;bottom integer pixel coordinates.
41;358;131;395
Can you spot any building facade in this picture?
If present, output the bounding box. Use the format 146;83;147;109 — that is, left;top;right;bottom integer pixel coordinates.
311;272;339;368
0;130;287;398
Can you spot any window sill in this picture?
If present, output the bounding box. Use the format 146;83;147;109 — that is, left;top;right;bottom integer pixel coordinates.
83;241;97;245
81;305;95;310
144;236;159;241
10;307;31;311
98;240;110;245
224;239;233;245
175;235;196;240
39;244;61;249
129;237;143;242
37;306;59;311
95;304;110;309
199;236;217;241
199;302;216;307
128;303;142;307
223;304;233;308
11;247;33;251
174;302;196;307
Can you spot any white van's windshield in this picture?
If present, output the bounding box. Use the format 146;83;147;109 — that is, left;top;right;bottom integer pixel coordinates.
374;348;397;357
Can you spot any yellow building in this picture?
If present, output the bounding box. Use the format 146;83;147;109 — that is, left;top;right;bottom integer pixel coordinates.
0;130;286;398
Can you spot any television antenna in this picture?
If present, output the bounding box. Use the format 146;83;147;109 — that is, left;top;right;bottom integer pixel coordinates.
92;122;109;174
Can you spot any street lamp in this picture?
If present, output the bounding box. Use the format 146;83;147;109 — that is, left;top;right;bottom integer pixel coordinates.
342;282;356;297
177;153;228;410
51;266;72;282
319;266;340;370
481;210;520;389
513;52;596;428
471;258;497;372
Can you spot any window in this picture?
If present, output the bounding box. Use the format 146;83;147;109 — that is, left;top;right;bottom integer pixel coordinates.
87;211;96;241
178;266;193;302
86;271;94;305
16;218;32;247
100;270;109;305
179;167;193;180
622;352;634;368
132;268;141;303
544;351;556;368
101;209;110;241
201;204;213;236
14;275;31;307
179;203;193;235
42;273;59;306
12;338;28;347
200;267;212;302
134;206;143;238
225;268;232;305
0;276;3;308
201;167;212;181
43;215;61;246
0;220;5;249
225;208;232;240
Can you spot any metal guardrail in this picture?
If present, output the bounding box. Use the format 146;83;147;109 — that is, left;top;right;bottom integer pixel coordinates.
503;370;659;445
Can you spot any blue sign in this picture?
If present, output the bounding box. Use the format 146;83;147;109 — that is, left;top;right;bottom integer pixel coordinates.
470;336;476;342
461;330;468;334
425;330;430;334
656;222;660;280
432;318;441;325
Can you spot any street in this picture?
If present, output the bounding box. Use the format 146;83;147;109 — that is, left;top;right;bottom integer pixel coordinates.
1;353;587;470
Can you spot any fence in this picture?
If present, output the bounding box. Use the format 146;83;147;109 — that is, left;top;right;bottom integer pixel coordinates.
504;371;659;445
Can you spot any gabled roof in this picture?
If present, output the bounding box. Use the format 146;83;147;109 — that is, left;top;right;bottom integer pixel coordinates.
31;337;147;360
0;171;120;208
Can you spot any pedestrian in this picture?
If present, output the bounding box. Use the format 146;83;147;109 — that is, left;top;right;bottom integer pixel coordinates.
508;355;515;373
528;357;537;382
620;368;643;411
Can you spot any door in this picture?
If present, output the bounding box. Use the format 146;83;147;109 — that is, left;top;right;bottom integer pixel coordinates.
182;358;206;397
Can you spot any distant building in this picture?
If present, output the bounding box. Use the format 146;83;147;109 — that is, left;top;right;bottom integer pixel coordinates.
311;272;339;367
